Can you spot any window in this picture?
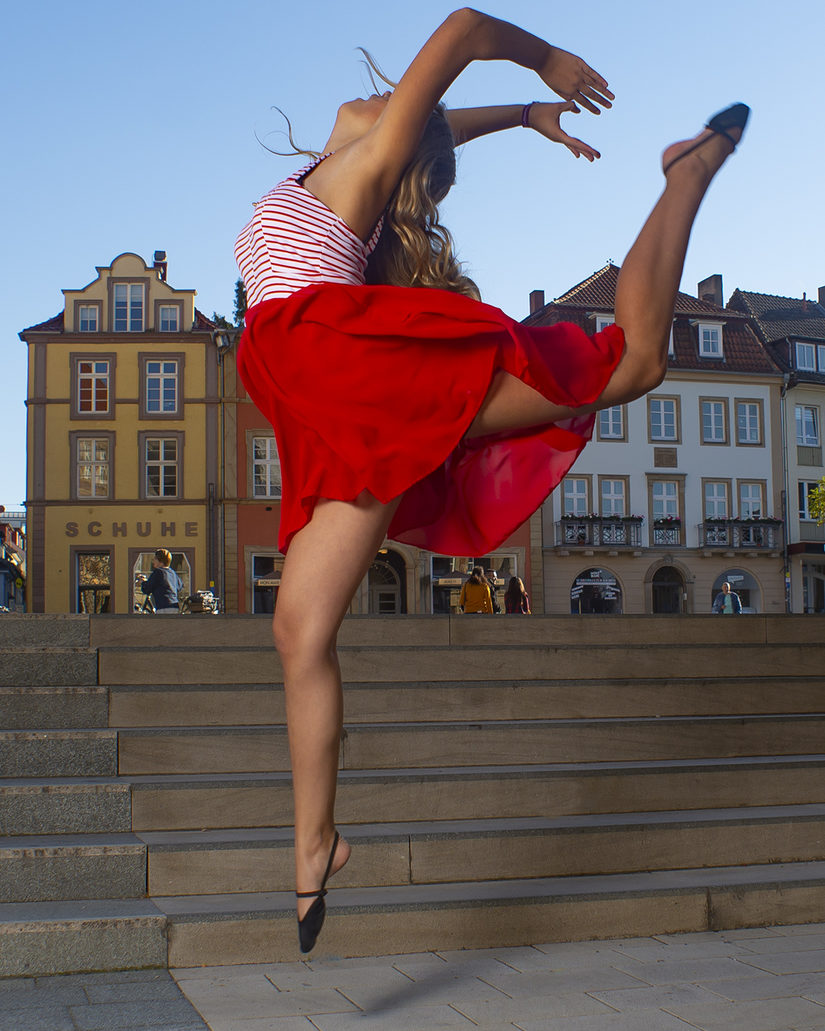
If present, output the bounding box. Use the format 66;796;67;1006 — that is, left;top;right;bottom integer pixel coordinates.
145;360;179;414
698;323;723;358
600;478;626;516
77;359;110;413
76;438;110;498
652;480;679;521
562;477;589;516
144;437;179;497
796;405;820;446
799;481;818;520
701;399;728;444
736;400;763;445
78;305;98;332
598;405;624;440
252;436;282;497
75;551;111;613
649;397;679;442
796;342;816;371
704;481;729;519
595;315;615;333
738;481;763;519
113;283;144;331
158;305;179;332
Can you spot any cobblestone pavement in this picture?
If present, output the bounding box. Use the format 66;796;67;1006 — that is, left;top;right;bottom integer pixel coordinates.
5;925;825;1030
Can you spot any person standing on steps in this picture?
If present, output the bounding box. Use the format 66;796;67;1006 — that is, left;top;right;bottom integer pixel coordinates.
459;566;495;613
485;569;501;613
234;7;749;953
505;576;532;614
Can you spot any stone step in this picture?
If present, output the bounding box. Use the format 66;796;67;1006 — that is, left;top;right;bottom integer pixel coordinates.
98;642;825;686
108;676;825;727
0;614;90;648
140;805;825;897
1;687;109;730
158;861;825;966
0;730;117;778
88;613;825;650
0;778;132;836
0;833;146;903
0;898;166;977
1;648;98;687
129;756;825;831
116;715;825;775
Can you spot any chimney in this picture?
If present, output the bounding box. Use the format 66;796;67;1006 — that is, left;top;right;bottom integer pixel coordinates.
819;285;825;307
698;274;724;307
153;250;168;282
802;291;808;313
529;289;545;315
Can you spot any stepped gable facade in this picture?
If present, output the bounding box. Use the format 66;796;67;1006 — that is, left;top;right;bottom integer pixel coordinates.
729;285;825;612
523;264;785;615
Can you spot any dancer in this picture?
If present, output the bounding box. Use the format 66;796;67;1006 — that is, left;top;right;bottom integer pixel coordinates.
234;8;748;952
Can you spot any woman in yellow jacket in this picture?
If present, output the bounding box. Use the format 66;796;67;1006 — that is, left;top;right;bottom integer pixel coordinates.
459;567;494;614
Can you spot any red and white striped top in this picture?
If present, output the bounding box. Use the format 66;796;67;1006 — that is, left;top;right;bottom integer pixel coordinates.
235;155;384;308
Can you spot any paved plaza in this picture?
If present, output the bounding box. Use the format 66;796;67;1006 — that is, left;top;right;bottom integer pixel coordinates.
4;923;825;1030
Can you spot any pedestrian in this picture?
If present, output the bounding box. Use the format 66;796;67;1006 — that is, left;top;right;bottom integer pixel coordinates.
459;566;495;613
234;7;748;952
485;569;501;613
138;549;181;614
712;581;742;614
505;576;531;614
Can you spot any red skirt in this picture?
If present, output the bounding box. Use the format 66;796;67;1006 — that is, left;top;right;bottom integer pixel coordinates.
238;284;625;555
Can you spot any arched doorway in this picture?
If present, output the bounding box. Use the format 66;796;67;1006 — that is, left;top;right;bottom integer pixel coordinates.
652;565;685;614
711;568;761;613
570;567;622;614
368;548;407;614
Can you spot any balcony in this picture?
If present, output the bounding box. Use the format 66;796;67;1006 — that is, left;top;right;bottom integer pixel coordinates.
698;519;783;551
652;518;682;547
556;516;644;548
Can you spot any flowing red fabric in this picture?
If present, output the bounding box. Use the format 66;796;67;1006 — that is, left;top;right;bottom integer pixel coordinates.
238;283;625;555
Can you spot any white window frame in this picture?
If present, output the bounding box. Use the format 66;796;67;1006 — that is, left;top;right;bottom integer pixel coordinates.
598;405;624;440
252;436;282;498
796;342;817;372
158;305;179;332
698;323;723;358
701;400;727;444
144;437;178;498
78;305;99;332
145;360;179;414
595;314;615;333
704;481;729;519
652;480;679;521
738;481;763;519
799;481;818;520
650;397;678;442
113;283;144;332
77;359;110;414
796;405;820;446
736;401;762;445
563;477;589;516
600;478;626;517
76;437;110;499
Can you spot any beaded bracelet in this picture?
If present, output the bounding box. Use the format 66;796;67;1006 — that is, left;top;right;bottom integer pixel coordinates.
521;102;539;128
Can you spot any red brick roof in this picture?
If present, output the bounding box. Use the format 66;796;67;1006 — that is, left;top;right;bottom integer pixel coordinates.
728;288;825;345
524;263;779;376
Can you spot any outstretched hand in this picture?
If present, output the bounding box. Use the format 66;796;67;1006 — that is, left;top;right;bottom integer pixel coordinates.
529;101;601;161
539;45;613;115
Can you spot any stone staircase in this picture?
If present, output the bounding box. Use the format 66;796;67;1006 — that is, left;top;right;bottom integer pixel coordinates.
2;612;825;975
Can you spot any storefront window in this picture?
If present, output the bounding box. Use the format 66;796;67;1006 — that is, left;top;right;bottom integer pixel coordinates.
252;554;283;613
710;568;760;614
77;552;111;613
570;567;622;614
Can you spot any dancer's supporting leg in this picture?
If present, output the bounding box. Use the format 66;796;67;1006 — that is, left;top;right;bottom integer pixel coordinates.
467;120;745;437
273;492;401;918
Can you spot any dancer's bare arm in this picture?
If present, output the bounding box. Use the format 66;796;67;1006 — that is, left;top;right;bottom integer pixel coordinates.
448;101;603;161
308;8;611;235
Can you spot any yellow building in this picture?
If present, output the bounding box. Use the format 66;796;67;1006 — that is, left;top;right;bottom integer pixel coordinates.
21;252;219;613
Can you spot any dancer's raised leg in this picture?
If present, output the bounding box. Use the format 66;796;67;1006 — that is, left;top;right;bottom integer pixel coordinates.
466;107;748;438
273;492;401;923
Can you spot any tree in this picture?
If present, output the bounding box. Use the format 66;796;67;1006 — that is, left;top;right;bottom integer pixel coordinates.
233;279;247;327
810;477;825;525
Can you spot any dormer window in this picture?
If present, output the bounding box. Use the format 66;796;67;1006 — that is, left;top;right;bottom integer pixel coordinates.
595;314;615;333
795;341;825;372
113;283;144;331
698;323;723;358
78;305;99;332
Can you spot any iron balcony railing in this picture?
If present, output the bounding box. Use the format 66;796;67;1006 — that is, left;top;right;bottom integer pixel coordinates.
698;519;783;550
556;516;644;548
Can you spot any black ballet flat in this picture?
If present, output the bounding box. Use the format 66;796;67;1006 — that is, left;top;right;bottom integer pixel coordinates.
663;103;750;175
296;830;340;954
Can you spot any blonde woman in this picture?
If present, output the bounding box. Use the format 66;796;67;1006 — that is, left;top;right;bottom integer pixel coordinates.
235;8;748;952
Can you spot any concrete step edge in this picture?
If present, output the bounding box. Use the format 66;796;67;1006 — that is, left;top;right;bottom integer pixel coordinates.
155;860;825;920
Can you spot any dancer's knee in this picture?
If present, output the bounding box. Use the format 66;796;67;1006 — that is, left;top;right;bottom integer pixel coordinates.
272;604;335;668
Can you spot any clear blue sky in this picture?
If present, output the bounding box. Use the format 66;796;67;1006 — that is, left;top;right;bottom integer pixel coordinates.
2;0;822;509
